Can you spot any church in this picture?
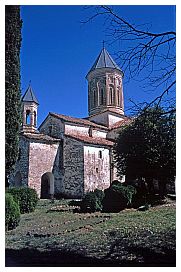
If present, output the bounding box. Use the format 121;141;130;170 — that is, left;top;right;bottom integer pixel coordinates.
9;47;132;199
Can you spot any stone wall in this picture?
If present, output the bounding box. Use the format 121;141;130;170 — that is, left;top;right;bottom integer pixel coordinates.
28;140;60;197
84;145;111;192
39;115;64;138
63;137;84;198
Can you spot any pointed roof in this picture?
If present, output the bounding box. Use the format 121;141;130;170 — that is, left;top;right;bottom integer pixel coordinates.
22;85;39;104
87;47;122;75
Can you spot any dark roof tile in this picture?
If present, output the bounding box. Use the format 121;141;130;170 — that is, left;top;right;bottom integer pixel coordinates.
22;85;39;104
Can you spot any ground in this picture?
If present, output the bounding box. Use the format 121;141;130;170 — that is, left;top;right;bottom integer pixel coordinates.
5;199;176;267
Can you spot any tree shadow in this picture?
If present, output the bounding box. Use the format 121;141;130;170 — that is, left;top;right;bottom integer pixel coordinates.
103;238;176;267
5;247;123;267
5;244;176;267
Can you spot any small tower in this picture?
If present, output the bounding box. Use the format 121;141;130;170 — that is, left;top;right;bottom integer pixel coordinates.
86;47;125;127
86;47;124;115
21;84;39;133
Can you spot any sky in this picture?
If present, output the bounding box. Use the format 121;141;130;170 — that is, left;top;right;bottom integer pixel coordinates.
20;5;176;126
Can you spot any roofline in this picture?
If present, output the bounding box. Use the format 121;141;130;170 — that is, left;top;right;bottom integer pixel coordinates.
88;109;126;119
86;67;124;79
38;113;51;130
65;134;114;147
21;132;60;143
49;112;109;131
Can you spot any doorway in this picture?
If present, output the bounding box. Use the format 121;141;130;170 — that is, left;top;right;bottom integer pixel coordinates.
40;172;54;199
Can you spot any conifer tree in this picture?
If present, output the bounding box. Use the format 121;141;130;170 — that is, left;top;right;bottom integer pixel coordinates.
5;6;22;186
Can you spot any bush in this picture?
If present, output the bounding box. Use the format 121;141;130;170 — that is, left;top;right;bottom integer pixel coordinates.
80;189;104;213
130;181;150;208
5;193;20;230
102;182;136;212
7;187;39;213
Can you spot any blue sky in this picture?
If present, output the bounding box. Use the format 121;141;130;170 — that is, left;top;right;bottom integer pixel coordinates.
20;5;176;126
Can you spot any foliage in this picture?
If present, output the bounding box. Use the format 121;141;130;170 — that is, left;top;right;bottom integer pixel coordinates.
7;187;39;214
84;6;176;111
113;106;176;197
5;193;20;230
5;6;22;186
102;181;136;212
80;189;104;213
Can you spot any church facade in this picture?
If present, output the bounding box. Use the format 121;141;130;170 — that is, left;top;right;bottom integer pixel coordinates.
9;47;132;198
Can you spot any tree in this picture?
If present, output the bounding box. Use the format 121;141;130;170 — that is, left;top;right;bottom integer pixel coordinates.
83;6;176;113
113;106;176;197
5;6;22;187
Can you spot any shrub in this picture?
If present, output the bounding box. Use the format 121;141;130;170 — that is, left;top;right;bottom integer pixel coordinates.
7;187;39;213
102;182;136;212
130;181;150;208
5;193;20;230
80;189;104;213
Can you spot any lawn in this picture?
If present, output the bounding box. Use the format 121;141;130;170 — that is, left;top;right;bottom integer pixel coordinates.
5;199;176;267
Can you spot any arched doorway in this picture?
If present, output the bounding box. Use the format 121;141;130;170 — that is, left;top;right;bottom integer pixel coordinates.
14;171;22;187
40;172;54;199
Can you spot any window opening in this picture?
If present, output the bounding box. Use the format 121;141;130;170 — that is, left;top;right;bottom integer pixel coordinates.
99;150;102;159
26;110;31;125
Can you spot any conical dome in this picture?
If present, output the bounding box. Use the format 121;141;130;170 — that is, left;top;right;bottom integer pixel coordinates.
22;85;39;104
87;47;122;76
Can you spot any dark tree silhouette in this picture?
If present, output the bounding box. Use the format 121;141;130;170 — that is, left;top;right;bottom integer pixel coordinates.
5;6;22;186
113;106;176;197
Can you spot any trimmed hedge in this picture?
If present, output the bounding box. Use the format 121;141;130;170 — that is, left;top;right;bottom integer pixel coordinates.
80;189;105;213
5;193;20;230
103;182;136;212
7;187;38;213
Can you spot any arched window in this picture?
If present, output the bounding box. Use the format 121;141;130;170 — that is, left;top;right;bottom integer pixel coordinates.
109;87;115;105
26;110;31;125
117;88;120;106
98;150;102;159
93;89;96;108
99;88;104;105
34;111;37;127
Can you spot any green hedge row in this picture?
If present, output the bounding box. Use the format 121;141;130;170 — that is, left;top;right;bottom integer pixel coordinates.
6;187;39;214
78;182;136;213
5;193;20;230
5;187;39;230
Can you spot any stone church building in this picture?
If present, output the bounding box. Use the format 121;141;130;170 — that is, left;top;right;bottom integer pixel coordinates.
9;47;132;198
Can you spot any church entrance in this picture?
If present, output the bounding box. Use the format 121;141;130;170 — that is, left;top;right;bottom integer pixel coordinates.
40;172;54;199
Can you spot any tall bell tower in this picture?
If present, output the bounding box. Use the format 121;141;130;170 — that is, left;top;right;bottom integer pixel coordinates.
86;47;125;127
21;84;39;133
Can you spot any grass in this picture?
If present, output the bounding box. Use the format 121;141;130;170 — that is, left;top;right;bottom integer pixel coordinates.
5;199;176;267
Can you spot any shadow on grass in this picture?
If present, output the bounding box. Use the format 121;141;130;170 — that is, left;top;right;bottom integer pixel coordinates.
6;246;176;267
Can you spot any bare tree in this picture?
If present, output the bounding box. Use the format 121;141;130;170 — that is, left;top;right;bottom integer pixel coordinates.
83;5;176;114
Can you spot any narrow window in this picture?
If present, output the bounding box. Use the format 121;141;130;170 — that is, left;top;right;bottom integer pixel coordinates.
117;88;120;106
99;88;104;105
109;87;113;104
99;150;102;159
96;167;99;173
26;110;31;125
34;111;37;127
93;89;96;107
89;127;93;137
